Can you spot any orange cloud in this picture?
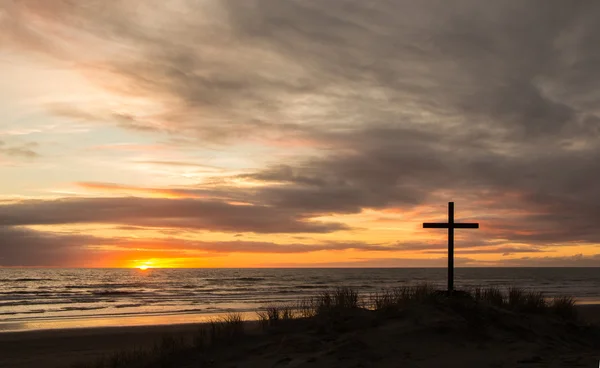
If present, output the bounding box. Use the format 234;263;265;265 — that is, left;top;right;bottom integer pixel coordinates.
76;182;203;199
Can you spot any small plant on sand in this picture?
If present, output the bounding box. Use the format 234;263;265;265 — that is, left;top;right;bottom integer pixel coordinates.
370;284;439;312
370;289;397;312
412;283;436;302
194;312;245;349
280;304;295;320
257;304;296;329
473;287;504;307
507;287;547;312
256;310;270;329
507;287;526;309
219;312;245;340
522;291;547;312
315;287;359;314
549;295;577;320
296;297;317;318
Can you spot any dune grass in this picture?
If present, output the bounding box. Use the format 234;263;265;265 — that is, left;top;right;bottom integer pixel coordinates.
315;287;360;312
193;312;245;350
257;284;578;326
549;295;577;320
472;286;574;317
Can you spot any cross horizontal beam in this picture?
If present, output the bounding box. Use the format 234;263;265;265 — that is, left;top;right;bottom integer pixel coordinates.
423;223;479;229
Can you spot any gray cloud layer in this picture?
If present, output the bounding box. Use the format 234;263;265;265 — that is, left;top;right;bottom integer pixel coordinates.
3;1;600;264
0;227;98;266
0;197;347;233
0;226;422;266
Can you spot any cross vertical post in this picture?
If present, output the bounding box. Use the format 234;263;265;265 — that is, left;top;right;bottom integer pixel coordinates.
448;201;454;293
423;202;479;294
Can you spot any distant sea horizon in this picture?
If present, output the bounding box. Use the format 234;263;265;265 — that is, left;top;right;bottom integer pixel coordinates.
3;266;600;269
2;267;599;333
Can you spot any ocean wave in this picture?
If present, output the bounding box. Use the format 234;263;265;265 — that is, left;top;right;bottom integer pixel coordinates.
91;290;139;296
0;299;76;307
0;290;55;295
205;277;266;282
114;303;145;308
0;278;51;282
66;283;147;289
295;285;328;289
61;306;106;311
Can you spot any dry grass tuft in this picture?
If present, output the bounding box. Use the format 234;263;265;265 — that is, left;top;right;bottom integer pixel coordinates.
256;304;296;329
473;287;504;307
550;295;577;320
470;286;576;319
314;287;360;314
369;283;438;312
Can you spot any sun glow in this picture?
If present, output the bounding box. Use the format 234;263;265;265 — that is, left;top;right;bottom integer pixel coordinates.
134;260;154;270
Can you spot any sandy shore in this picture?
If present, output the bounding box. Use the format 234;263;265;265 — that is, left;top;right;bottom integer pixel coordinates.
577;304;600;324
0;322;215;368
0;304;599;368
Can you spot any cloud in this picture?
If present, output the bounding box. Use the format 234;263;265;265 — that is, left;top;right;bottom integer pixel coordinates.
3;1;600;264
0;140;39;159
6;1;600;144
0;226;426;266
76;182;209;199
423;246;548;255
132;161;222;170
0;197;348;234
493;253;600;267
0;227;99;267
112;238;415;254
270;256;481;268
268;254;600;268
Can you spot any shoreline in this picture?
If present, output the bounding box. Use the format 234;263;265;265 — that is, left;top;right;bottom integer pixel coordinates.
3;300;600;334
0;310;259;333
3;299;600;334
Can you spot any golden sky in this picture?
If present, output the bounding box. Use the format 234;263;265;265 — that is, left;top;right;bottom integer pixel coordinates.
1;1;599;268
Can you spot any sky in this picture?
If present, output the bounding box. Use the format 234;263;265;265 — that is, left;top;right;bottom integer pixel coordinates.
1;0;599;268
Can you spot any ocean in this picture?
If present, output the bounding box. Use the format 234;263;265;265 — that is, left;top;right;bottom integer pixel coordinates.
1;268;599;332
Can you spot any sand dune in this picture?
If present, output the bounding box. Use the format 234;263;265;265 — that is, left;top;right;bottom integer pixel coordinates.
0;304;598;368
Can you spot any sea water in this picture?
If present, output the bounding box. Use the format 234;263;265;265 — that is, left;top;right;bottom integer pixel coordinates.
1;268;598;332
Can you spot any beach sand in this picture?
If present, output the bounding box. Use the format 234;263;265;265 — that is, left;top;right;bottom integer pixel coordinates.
1;305;599;368
0;322;223;368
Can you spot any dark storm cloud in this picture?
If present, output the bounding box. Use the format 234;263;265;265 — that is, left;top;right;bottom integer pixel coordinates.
4;1;600;251
0;197;347;234
0;227;98;266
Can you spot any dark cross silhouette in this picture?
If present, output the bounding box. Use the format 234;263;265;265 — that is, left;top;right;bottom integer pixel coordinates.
423;202;479;294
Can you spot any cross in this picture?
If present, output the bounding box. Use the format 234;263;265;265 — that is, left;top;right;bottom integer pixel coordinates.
423;202;479;294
